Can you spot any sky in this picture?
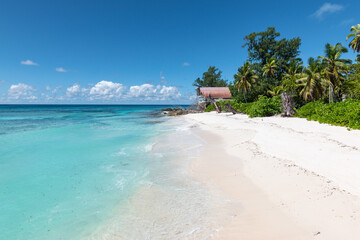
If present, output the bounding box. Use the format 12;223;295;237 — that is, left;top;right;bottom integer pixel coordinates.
0;0;359;104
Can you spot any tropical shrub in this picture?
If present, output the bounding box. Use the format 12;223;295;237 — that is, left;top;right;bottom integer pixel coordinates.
295;99;360;130
204;104;215;112
232;95;282;117
245;95;282;117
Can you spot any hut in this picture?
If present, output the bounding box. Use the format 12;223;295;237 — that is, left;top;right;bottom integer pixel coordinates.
196;87;232;100
196;87;233;112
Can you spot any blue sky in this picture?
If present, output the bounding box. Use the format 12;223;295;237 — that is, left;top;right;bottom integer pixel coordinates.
0;0;359;104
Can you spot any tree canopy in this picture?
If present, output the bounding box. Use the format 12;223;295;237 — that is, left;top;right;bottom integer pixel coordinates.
193;66;228;87
347;24;360;53
243;27;301;76
198;25;360;112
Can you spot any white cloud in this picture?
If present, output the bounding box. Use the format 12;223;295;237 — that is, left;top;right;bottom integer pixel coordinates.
158;85;181;99
313;3;344;19
56;67;67;72
160;72;167;84
66;83;81;97
340;18;354;26
6;80;183;103
20;60;38;66
89;80;125;100
183;62;190;66
127;84;181;100
52;86;61;94
8;83;37;100
41;92;53;101
127;84;156;98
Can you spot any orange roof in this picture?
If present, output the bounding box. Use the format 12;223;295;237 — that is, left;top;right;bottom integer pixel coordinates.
198;87;232;98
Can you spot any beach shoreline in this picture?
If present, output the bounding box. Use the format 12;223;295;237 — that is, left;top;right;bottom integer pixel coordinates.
183;112;360;240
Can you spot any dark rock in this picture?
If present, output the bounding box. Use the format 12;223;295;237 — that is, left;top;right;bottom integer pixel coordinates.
161;108;175;111
166;109;201;116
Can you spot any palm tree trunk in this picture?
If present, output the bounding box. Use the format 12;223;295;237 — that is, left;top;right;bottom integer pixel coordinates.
243;91;247;103
329;85;334;103
281;92;296;117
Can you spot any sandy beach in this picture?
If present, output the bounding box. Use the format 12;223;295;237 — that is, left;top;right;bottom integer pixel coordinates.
183;112;360;240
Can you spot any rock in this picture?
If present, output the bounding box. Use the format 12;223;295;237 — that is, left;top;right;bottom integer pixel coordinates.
167;109;186;116
165;108;201;116
161;108;175;111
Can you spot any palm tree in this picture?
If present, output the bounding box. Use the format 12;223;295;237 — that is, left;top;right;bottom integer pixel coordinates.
262;58;279;79
346;24;360;53
356;54;360;63
282;59;303;92
320;43;351;102
297;58;326;102
234;62;258;102
267;85;283;97
283;59;304;78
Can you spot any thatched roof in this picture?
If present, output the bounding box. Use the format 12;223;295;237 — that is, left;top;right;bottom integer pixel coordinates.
197;87;232;98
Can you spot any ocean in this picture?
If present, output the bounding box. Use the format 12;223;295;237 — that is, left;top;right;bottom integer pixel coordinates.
0;105;234;240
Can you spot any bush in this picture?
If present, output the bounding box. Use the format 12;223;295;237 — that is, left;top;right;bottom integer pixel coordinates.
233;95;282;117
205;96;282;118
205;104;215;112
295;99;360;130
205;100;236;112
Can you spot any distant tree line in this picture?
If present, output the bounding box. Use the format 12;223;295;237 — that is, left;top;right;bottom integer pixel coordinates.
193;25;360;107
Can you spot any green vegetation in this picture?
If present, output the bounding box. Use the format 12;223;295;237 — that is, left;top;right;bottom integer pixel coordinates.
237;96;282;118
234;62;258;102
347;24;360;53
296;100;360;130
193;25;360;128
193;66;227;87
204;104;215;112
205;97;281;118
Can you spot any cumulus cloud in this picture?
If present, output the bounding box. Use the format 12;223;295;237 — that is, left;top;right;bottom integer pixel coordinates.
66;83;81;97
56;67;68;72
20;60;38;66
127;84;156;98
52;86;61;94
89;80;125;100
160;72;167;84
41;92;53;101
183;62;190;66
312;3;344;19
8;83;37;100
127;84;181;100
6;80;183;103
158;85;181;99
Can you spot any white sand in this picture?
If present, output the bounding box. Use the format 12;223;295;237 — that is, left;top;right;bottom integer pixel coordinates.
183;112;360;240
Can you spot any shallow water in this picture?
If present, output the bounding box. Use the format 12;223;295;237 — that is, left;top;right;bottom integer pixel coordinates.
0;105;235;239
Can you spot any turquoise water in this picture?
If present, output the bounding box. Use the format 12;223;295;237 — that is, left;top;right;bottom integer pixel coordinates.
0;105;186;239
0;105;237;240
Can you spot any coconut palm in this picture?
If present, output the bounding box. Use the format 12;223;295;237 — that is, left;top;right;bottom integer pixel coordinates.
234;62;258;102
283;59;304;79
346;24;360;53
297;58;326;102
267;85;283;96
262;58;279;79
320;43;351;102
281;60;304;91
